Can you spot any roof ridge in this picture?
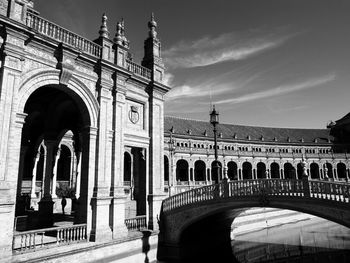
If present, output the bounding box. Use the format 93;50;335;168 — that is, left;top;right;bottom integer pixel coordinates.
164;115;328;131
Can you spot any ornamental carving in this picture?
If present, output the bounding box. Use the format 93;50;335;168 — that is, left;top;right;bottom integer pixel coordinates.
129;105;139;124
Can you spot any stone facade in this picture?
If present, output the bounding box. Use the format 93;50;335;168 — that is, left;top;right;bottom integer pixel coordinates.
0;0;170;256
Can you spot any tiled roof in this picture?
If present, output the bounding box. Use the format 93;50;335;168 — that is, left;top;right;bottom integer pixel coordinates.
334;112;350;127
164;116;332;144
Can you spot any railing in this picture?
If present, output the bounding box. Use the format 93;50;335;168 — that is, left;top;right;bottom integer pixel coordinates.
25;11;102;58
162;179;350;213
126;60;152;79
125;215;147;231
12;224;87;252
309;180;350;202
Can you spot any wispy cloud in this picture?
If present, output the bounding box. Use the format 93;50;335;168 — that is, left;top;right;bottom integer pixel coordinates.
163;29;298;69
214;74;336;105
165;84;233;101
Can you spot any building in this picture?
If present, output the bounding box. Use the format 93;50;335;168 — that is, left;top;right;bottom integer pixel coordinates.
0;0;349;260
163;116;350;195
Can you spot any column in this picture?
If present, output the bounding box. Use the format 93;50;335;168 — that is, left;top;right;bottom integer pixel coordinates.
223;160;228;180
38;140;55;228
253;168;257;180
207;168;212;182
75;151;81;198
280;168;284;179
31;152;40;198
51;147;61;198
334;168;338;181
238;169;242;181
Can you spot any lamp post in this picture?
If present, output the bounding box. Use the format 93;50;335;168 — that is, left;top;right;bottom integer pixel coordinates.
210;105;224;182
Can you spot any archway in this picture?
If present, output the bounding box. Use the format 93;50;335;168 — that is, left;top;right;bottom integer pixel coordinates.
164;155;169;184
310;163;320;179
242;162;252;180
337;163;347;180
284;163;295;179
17;85;92;229
257;162;266;179
270;163;280;179
297;163;303;179
227;161;238;180
124;152;132;184
325;163;334;178
194;160;206;182
176;160;189;182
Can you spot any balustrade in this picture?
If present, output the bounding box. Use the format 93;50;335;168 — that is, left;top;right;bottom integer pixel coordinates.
125;216;147;231
12;224;87;252
162;179;350;213
126;60;152;79
26;11;102;58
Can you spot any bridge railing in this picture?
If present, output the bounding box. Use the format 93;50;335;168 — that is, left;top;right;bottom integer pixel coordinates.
309;180;350;202
162;179;350;213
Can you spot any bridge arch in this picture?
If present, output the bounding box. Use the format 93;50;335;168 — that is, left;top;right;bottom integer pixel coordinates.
158;180;350;262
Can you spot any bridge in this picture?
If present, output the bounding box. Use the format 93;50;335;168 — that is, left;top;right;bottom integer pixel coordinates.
157;178;350;262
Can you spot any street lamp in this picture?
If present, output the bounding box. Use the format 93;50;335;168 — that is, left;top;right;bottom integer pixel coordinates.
210;105;224;182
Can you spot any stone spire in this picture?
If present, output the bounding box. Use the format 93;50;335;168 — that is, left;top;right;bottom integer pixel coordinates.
99;13;109;38
148;12;158;39
114;18;129;48
142;12;164;82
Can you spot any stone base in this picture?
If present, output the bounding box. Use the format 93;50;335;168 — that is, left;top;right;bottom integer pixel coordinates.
38;198;54;228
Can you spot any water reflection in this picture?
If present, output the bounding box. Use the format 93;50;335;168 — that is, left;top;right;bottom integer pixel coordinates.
232;215;350;262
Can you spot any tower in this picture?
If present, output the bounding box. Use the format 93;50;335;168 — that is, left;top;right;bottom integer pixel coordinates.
142;13;165;83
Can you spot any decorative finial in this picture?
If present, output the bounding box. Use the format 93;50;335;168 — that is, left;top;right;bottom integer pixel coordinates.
114;18;129;48
99;13;109;38
148;12;158;39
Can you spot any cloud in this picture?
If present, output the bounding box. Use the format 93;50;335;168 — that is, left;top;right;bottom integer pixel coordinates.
165;84;233;101
214;74;336;105
163;30;297;69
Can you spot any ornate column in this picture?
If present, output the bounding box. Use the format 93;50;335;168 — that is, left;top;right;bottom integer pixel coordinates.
51;146;61;199
31;152;40;198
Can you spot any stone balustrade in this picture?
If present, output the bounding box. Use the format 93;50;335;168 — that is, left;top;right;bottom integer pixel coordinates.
26;11;102;58
162;179;350;213
126;60;152;79
13;224;87;252
125;215;147;231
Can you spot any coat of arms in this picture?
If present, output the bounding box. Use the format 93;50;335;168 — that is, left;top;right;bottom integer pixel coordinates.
129;105;139;124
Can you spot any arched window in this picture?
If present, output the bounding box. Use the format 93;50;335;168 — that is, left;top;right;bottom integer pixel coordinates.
284;163;295;179
242;162;252;180
325;163;333;178
194;160;206;181
270;162;280;179
164;156;169;184
227;161;238;180
310;163;320;179
176;160;189;181
257;162;266;179
337;163;347;179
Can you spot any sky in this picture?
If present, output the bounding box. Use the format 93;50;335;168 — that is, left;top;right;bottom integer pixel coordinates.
35;0;350;129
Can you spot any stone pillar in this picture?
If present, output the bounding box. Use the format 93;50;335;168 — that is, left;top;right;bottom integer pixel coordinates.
51;147;61;198
30;152;40;198
238;169;242;181
38;140;55;228
334;168;338;181
265;169;269;179
223;160;228;180
75;152;81;198
280;168;284;179
253;168;256;180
